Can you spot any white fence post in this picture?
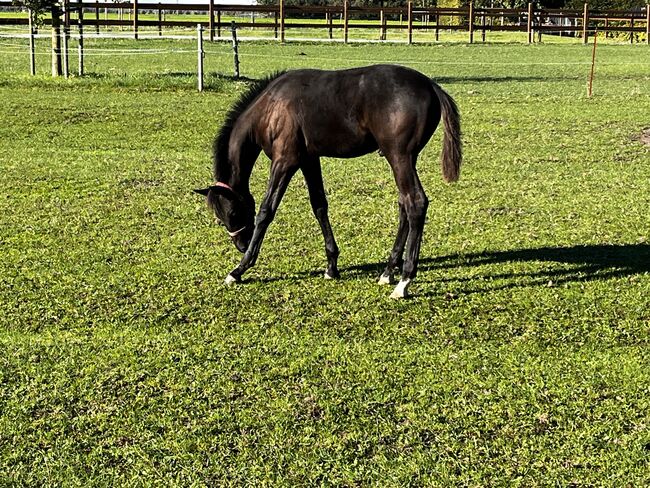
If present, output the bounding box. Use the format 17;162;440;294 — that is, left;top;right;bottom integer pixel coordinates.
197;24;204;92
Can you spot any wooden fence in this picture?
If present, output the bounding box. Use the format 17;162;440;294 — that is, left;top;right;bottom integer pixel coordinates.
1;1;648;45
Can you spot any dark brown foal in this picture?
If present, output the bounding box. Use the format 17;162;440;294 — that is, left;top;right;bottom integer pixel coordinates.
195;64;461;298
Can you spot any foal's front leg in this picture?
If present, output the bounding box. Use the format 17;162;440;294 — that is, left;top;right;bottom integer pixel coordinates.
225;164;298;284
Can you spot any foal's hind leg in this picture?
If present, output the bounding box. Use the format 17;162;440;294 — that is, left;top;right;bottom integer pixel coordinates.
385;154;429;299
301;158;340;279
378;199;407;285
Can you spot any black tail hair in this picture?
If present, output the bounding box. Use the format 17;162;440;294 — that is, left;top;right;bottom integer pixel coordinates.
431;81;462;183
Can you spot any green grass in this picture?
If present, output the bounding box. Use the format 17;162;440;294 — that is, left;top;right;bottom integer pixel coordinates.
1;39;649;485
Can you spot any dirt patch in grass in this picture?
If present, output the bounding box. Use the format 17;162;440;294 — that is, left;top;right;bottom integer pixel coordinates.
641;128;650;146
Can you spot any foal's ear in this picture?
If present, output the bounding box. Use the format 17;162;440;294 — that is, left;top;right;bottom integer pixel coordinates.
209;184;237;199
193;187;211;197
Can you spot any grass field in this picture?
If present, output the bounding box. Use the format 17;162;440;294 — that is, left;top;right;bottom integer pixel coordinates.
1;38;649;485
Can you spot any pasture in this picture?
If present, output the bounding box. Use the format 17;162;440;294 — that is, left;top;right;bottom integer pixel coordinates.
1;38;649;485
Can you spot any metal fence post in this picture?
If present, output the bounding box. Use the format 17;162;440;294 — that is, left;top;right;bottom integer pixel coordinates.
231;21;240;79
28;9;36;75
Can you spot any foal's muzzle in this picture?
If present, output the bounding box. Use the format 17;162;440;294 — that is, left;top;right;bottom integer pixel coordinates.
229;226;252;253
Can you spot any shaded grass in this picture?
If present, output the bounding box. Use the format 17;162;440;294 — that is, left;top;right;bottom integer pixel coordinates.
1;40;649;485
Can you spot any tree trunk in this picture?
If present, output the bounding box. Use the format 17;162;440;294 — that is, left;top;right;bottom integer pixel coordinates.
51;4;62;77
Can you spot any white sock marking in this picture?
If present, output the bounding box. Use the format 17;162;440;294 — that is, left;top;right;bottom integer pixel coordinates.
390;279;411;299
378;272;393;285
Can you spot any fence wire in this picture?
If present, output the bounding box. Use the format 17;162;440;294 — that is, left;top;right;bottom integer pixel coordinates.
1;26;649;81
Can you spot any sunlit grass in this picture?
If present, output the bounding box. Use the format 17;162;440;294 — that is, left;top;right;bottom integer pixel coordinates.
1;40;649;485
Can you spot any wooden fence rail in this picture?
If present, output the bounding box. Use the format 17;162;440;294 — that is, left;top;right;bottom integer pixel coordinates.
1;1;648;45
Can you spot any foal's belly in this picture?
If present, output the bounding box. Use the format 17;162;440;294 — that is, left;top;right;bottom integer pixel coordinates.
304;128;378;159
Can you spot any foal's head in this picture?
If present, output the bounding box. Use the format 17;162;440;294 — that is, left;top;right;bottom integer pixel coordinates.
194;184;255;253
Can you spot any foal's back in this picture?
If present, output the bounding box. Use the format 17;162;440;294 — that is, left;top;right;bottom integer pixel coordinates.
250;64;441;160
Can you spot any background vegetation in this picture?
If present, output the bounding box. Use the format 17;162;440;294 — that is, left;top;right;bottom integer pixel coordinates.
1;37;649;485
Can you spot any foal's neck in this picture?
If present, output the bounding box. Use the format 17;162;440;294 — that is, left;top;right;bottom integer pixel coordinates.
218;122;259;195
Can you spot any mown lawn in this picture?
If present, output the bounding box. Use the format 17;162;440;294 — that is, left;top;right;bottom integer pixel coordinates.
1;39;649;485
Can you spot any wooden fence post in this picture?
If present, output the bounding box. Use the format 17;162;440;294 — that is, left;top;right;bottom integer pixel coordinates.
469;1;474;43
582;3;588;44
482;11;486;42
646;4;650;45
51;3;62;76
77;0;83;76
11;3;648;46
280;0;285;43
328;10;333;39
588;28;597;97
526;3;533;44
158;3;162;36
63;0;69;78
64;0;70;28
344;0;349;43
209;0;214;42
273;11;278;39
133;0;138;40
407;1;413;44
62;23;69;78
95;2;99;34
435;12;439;41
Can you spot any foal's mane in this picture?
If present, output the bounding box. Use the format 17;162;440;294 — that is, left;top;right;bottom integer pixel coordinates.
213;72;286;181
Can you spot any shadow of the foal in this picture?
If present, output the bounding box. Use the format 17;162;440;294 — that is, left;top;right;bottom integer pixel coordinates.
254;244;649;294
270;244;644;293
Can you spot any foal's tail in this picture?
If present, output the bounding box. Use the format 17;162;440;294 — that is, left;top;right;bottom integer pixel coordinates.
431;81;462;183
